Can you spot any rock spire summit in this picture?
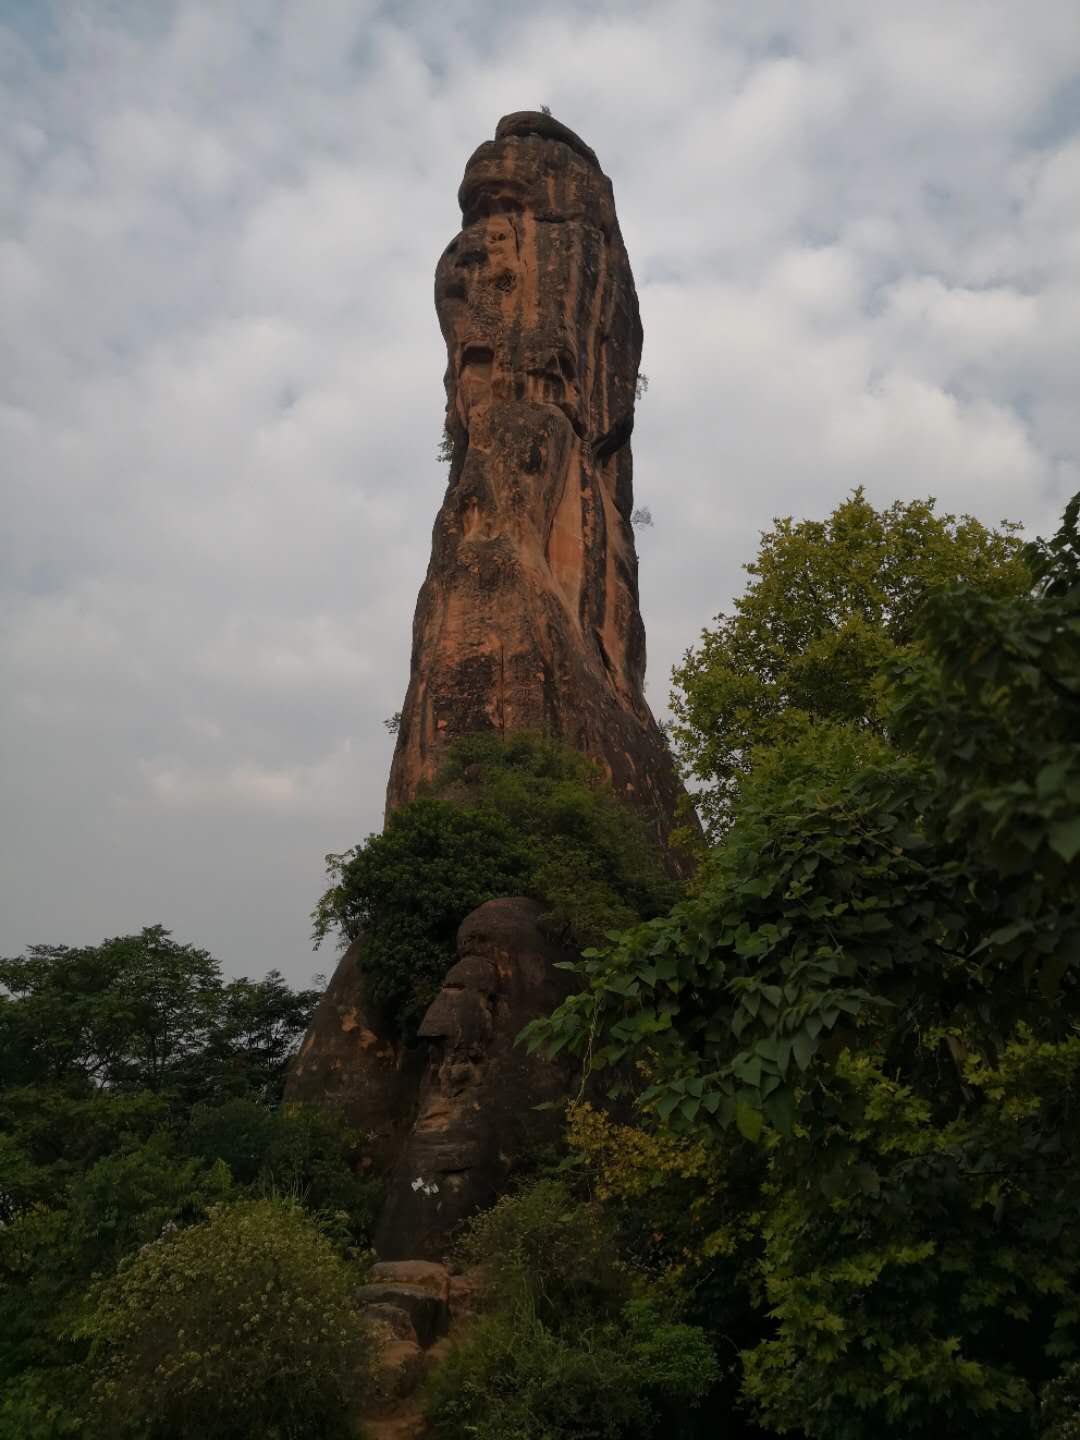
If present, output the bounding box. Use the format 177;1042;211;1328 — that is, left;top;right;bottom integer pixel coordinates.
387;111;686;852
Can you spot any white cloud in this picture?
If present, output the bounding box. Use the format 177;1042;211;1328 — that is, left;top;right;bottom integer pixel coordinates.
1;0;1078;980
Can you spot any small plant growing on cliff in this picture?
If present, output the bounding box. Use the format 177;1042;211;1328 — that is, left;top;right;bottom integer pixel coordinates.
632;506;653;528
79;1199;371;1440
437;424;454;463
635;372;649;399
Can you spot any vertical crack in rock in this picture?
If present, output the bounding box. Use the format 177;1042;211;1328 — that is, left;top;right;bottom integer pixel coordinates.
387;110;691;862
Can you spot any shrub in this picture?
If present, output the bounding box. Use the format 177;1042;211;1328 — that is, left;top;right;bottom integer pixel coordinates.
313;734;676;1032
455;1178;630;1326
185;1098;382;1247
425;1304;716;1440
424;1180;718;1440
79;1199;371;1440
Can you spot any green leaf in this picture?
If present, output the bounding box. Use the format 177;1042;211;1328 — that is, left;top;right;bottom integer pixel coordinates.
1049;817;1080;863
1037;760;1070;799
732;1055;763;1089
792;1029;816;1072
655;1092;681;1122
735;1100;763;1143
1040;946;1076;1000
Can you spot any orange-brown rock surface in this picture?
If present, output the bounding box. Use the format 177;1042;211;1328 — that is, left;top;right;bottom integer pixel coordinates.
387;111;685;852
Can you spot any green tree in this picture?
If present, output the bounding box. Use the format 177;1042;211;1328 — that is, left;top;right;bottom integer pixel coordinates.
0;928;327;1424
670;489;1026;838
0;926;223;1093
530;494;1080;1436
79;1199;371;1440
185;1097;381;1246
196;970;322;1106
0;927;318;1105
0;1132;232;1425
313;797;533;1030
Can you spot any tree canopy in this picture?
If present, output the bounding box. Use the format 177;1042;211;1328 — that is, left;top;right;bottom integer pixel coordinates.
670;488;1028;838
0;929;378;1438
0;926;319;1105
529;492;1080;1435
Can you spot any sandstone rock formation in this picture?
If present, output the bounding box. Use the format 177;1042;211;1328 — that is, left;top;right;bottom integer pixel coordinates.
286;938;423;1169
387;111;686;854
289;113;686;1264
288;899;580;1260
374;897;579;1260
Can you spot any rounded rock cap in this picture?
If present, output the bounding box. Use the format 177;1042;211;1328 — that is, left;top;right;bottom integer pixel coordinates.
494;111;600;169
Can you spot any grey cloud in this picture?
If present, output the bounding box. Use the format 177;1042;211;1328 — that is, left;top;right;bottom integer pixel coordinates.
2;0;1078;982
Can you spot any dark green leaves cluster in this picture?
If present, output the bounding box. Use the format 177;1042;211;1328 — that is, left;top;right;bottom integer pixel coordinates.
313;733;676;1032
78;1200;371;1440
526;737;940;1139
535;493;1080;1149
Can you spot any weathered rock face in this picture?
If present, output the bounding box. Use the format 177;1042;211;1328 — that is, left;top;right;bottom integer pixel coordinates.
374;897;579;1260
286;939;425;1168
286;898;581;1260
387;111;686;854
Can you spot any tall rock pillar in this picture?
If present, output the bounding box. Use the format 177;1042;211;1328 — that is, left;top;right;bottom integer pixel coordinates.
289;114;692;1260
387;111;685;851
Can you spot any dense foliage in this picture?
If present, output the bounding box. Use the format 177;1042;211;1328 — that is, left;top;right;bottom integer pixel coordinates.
670;489;1027;838
79;1200;371;1440
6;490;1078;1439
0;928;377;1438
529;493;1080;1435
0;926;318;1104
313;732;677;1031
423;1179;718;1440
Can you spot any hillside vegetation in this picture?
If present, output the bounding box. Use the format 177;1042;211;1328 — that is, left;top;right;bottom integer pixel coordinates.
3;490;1078;1439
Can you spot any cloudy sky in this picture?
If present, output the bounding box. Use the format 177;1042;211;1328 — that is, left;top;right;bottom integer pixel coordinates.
3;0;1079;986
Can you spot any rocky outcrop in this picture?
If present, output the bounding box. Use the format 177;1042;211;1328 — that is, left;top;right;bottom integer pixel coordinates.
286;899;579;1259
387;111;687;856
285;938;424;1168
374;897;579;1260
